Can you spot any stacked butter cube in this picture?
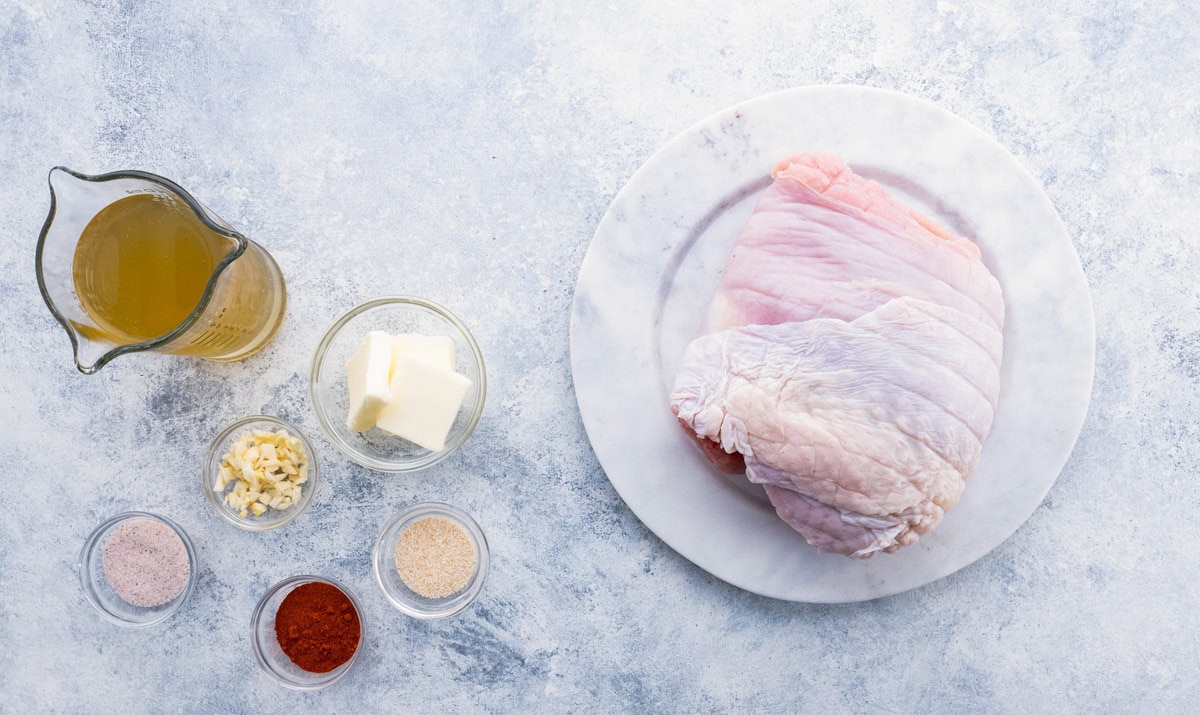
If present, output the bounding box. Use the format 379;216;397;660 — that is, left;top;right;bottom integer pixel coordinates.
345;331;472;451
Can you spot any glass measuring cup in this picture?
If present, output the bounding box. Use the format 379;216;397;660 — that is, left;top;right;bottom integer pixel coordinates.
36;168;287;374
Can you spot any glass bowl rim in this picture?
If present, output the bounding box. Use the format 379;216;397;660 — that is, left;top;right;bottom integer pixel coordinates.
250;574;365;691
203;415;320;531
77;510;198;627
371;501;490;619
308;296;487;473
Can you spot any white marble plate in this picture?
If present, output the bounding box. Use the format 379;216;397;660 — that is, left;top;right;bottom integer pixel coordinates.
569;86;1094;603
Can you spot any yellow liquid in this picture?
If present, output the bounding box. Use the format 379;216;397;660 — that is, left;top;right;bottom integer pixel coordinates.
72;194;229;342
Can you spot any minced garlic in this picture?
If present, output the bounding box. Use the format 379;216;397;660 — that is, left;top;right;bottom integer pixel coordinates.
215;429;308;518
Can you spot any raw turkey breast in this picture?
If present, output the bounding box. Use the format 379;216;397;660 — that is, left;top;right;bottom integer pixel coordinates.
670;153;1004;558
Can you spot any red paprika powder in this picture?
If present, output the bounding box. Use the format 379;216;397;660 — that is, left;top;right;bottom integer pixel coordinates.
274;581;361;673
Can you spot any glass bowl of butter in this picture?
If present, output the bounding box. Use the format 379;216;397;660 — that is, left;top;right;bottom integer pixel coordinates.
309;296;487;472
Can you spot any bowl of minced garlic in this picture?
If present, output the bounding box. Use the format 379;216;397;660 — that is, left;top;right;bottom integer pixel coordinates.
204;416;319;531
372;502;489;619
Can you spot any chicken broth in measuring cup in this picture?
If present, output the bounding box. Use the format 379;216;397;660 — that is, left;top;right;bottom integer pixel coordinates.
72;194;226;342
39;167;289;372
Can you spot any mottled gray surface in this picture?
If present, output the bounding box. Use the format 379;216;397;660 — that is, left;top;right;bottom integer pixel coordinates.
0;0;1196;712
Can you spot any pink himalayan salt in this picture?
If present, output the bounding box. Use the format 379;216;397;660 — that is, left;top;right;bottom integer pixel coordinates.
102;518;190;607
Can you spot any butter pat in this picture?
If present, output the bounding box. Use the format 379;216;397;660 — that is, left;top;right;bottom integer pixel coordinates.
390;334;455;378
375;354;472;451
345;330;394;431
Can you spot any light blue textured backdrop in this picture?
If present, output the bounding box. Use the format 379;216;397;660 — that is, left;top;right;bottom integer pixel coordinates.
1;0;1196;712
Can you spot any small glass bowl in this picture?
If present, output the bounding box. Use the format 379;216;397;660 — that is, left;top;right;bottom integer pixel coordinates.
204;416;320;531
309;296;487;472
78;511;197;627
251;575;364;691
372;502;490;619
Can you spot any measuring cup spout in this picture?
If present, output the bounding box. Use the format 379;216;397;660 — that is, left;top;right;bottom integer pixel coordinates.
36;168;121;373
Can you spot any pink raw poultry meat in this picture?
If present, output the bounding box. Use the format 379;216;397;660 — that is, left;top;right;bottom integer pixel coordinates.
670;153;1004;558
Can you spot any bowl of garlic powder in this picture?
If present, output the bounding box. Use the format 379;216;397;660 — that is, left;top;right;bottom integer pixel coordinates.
372;502;490;619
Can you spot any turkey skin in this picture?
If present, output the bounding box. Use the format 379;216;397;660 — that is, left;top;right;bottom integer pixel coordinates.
670;153;1004;558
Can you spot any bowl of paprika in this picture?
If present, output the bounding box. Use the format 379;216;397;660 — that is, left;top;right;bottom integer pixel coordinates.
251;575;364;690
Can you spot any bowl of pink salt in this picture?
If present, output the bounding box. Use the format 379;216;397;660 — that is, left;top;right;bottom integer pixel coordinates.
78;512;197;627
